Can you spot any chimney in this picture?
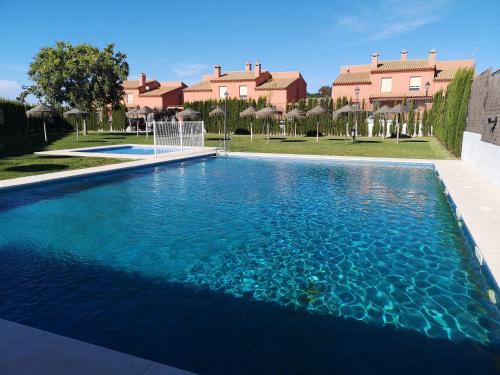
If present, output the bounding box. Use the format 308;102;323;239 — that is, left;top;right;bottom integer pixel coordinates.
245;61;252;72
214;64;222;78
428;49;437;66
139;72;146;86
371;53;379;68
255;61;261;77
400;49;408;61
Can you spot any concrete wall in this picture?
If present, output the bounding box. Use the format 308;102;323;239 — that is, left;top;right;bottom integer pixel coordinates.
462;131;500;187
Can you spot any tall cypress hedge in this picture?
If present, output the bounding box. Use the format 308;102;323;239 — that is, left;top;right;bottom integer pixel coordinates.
429;68;474;156
0;98;29;139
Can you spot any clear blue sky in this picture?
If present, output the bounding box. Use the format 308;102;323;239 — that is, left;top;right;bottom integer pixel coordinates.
0;0;498;101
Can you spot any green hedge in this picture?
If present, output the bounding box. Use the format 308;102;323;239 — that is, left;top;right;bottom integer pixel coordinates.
0;98;28;139
429;68;474;156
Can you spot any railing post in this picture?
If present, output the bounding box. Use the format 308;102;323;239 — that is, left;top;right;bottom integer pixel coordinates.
179;120;183;152
202;121;205;150
153;119;157;158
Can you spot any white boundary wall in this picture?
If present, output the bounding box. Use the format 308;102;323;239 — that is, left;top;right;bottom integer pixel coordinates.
462;131;500;187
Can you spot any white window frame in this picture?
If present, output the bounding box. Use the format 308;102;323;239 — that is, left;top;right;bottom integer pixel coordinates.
409;76;421;91
239;85;248;98
127;93;133;103
380;77;392;93
219;86;228;98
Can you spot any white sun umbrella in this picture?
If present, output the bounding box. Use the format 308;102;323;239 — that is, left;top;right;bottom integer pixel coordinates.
63;108;88;141
285;108;306;137
306;105;330;142
256;106;281;144
136;106;155;139
26;104;58;143
240;106;257;141
387;104;410;143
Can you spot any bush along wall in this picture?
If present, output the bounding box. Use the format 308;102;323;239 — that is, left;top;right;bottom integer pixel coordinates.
0;98;28;139
430;68;474;156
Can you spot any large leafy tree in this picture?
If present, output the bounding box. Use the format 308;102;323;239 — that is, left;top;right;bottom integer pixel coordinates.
20;41;129;111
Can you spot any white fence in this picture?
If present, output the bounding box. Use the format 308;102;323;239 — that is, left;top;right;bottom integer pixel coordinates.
153;120;204;157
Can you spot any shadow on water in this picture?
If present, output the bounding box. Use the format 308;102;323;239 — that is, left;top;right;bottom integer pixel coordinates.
0;246;498;375
4;164;69;173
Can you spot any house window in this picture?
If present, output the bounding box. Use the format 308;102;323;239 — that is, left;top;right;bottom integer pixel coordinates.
219;86;228;98
239;85;248;98
380;78;392;93
127;93;133;103
409;76;421;91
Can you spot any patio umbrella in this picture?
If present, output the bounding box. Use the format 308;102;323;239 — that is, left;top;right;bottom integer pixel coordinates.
240;106;257;141
285;108;306;137
136;106;155;139
256;106;281;144
209;106;224;135
373;105;392;138
26;104;58;143
126;108;139;136
387;104;410;143
306;105;330;142
63;108;88;141
176;108;201;121
333;104;360;142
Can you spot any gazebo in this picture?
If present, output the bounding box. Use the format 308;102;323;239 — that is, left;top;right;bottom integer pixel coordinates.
26;104;58;143
240;106;257;141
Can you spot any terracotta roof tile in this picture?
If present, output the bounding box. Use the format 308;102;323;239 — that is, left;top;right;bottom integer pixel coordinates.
184;80;212;92
373;59;431;72
123;79;156;89
369;91;430;99
333;72;371;85
256;77;296;90
211;71;256;82
140;86;179;96
434;69;457;81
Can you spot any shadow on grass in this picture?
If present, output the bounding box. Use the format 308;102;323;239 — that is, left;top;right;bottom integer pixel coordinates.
281;139;306;143
101;137;126;140
5;164;69;173
401;140;429;143
78;140;108;143
269;137;287;140
206;137;223;141
36;155;73;160
354;140;383;144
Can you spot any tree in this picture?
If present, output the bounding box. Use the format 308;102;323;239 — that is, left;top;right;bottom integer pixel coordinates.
21;41;129;111
319;86;332;97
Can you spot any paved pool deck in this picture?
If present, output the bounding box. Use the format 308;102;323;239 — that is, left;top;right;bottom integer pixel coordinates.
0;319;194;374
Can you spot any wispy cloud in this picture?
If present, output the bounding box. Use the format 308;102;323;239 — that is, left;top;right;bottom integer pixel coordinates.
172;63;209;78
0;79;22;99
333;0;453;46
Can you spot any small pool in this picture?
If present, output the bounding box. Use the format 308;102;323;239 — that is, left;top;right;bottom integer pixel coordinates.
0;156;499;374
76;145;185;155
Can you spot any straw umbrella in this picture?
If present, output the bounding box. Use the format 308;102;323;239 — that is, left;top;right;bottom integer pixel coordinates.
209;106;224;135
136;106;155;139
285;108;306;137
26;104;58;143
306;105;330;142
256;106;280;144
333;104;360;143
373;105;392;138
240;106;257;141
387;104;410;143
63;108;88;141
126;108;139;135
176;108;201;121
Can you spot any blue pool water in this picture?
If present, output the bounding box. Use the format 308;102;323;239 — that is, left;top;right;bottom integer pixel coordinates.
0;156;499;374
76;145;182;155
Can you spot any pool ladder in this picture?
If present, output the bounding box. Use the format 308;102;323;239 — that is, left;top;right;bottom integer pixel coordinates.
216;137;231;157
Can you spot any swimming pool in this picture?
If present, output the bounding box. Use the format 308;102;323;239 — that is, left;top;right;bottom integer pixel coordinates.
0;156;499;373
75;145;186;155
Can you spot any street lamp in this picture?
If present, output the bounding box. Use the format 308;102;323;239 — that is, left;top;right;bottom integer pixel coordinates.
223;90;229;151
425;81;430;97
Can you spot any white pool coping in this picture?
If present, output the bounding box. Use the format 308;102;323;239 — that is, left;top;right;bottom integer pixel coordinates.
0;319;194;374
35;144;209;160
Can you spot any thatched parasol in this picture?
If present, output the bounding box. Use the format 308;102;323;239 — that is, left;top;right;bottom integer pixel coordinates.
240;106;258;140
387;104;411;143
64;108;88;141
26;104;58;143
306;105;330;142
209;107;225;135
256;106;281;144
136;106;155;139
176;108;201;121
285;108;306;137
333;104;360;142
373;105;392;138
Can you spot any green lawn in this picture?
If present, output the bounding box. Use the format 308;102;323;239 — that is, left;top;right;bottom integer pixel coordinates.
206;134;453;160
0;131;452;181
